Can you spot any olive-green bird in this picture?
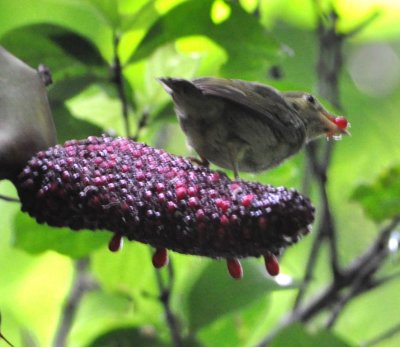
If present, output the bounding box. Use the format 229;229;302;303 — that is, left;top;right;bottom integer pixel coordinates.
159;77;349;178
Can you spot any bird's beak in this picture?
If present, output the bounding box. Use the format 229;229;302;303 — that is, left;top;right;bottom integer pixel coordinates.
320;110;351;140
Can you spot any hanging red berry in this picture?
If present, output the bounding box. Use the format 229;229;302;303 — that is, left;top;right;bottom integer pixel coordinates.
152;248;169;268
227;258;243;279
108;234;124;252
264;253;280;276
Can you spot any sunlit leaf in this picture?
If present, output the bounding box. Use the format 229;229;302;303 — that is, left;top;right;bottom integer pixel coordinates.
187;259;280;332
13;212;109;258
49;31;106;66
197;296;270;347
351;165;400;222
51;103;104;143
130;0;280;79
269;323;354;347
0;0;113;61
87;0;119;29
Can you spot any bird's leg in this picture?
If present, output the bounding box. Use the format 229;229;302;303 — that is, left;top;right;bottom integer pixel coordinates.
226;142;241;179
188;155;210;167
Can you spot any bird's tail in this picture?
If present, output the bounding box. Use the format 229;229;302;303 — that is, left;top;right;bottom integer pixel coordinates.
157;77;203;97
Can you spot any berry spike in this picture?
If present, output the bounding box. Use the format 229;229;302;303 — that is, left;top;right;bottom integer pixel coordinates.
152;248;169;269
108;233;124;252
264;253;280;276
227;258;243;280
14;136;315;262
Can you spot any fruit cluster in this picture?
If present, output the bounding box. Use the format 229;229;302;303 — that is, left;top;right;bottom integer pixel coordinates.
15;136;315;279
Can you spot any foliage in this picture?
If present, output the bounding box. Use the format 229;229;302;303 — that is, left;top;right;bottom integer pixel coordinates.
1;0;400;346
352;164;400;222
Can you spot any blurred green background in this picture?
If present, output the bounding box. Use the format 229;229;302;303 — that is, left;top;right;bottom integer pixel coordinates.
1;0;400;346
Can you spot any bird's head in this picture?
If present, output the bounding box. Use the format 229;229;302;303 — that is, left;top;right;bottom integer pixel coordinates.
283;92;350;142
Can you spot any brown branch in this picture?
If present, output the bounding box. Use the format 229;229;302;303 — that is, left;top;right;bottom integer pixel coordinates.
132;109;149;142
153;258;183;347
293;6;344;309
256;4;390;346
361;321;400;347
0;312;15;347
111;34;131;138
0;194;19;203
52;258;97;347
256;216;400;346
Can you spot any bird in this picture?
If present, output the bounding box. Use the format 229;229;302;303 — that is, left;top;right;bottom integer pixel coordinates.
158;77;349;178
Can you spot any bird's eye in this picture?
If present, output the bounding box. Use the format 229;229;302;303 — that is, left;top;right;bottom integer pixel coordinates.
305;95;315;104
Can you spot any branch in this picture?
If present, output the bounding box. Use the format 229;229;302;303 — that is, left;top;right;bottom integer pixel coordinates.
256;4;393;344
345;10;381;39
52;258;97;347
361;321;400;347
132;109;149;142
154;259;183;347
256;216;400;346
111;34;131;138
0;194;19;203
0;312;14;347
294;6;343;308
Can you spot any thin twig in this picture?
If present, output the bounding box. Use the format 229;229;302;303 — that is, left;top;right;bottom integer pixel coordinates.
361;321;400;347
0;194;19;203
52;258;97;347
132;109;149;141
257;5;388;345
292;219;324;310
294;2;343;310
0;312;15;347
111;34;131;138
153;258;183;347
257;216;400;347
345;10;381;39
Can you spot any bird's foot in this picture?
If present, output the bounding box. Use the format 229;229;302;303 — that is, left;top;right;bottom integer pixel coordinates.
188;156;210;168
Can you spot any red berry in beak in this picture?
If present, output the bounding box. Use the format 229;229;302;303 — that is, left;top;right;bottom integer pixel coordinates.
227;258;243;279
333;116;349;130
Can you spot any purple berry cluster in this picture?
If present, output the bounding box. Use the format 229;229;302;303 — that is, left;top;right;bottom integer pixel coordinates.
15;136;314;267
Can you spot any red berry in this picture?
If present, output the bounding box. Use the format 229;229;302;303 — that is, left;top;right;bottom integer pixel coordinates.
241;194;254;207
227;258;243;279
176;186;187;200
334;116;348;129
108;234;124;252
220;214;229;226
152;248;169;268
264;253;279;276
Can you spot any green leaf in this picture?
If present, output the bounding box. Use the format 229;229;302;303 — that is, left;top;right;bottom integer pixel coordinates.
130;0;280;79
50;75;101;102
187;259;280;332
49;31;106;66
0;0;113;61
52;103;104;143
13;212;109;258
269;323;354;347
351;165;400;222
91;242;155;296
197;295;270;347
87;0;120;29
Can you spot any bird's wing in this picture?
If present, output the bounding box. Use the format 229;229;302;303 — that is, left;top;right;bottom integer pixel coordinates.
192;77;305;142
